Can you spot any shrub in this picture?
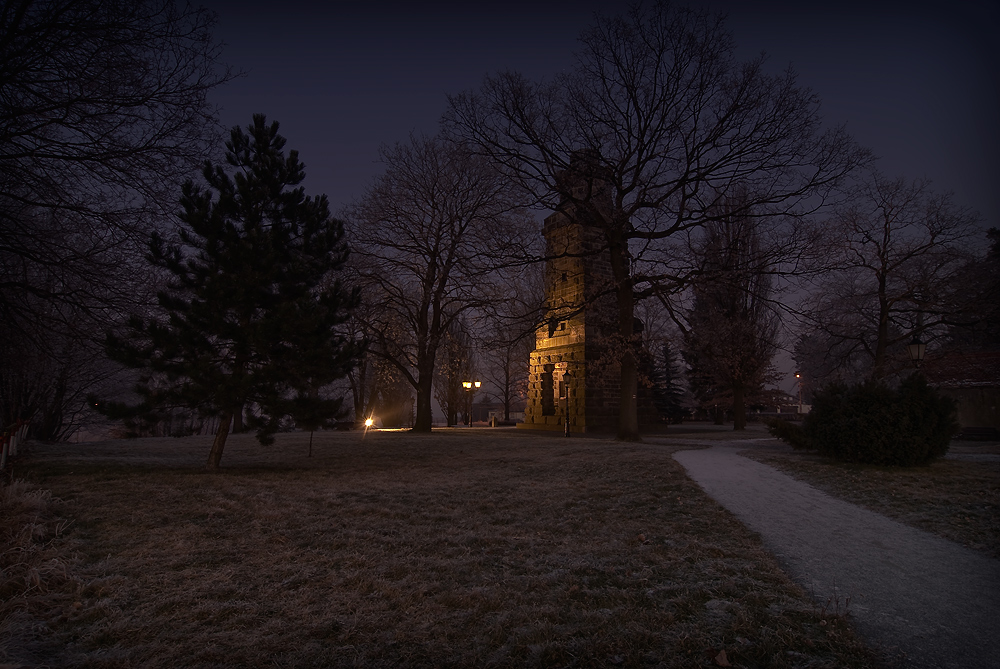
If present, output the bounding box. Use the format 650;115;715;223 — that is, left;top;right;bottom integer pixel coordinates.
894;373;960;464
770;374;958;466
763;417;810;450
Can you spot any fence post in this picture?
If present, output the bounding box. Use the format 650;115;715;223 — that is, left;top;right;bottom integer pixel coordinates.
9;422;19;457
1;420;31;471
1;431;9;471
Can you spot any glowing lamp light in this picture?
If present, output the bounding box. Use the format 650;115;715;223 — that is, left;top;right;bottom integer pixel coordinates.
907;336;926;368
364;417;374;428
463;381;472;389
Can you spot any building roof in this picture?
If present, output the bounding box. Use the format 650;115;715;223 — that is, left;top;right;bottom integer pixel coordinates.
923;350;1000;389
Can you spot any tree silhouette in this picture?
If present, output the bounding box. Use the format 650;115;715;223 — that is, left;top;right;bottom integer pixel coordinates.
683;201;780;430
446;1;866;439
101;115;361;467
0;0;232;436
349;135;531;432
798;171;981;383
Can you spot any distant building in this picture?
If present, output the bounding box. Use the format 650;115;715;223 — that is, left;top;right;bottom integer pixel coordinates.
923;351;1000;430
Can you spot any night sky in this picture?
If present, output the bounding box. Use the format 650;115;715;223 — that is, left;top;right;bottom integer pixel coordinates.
204;0;998;236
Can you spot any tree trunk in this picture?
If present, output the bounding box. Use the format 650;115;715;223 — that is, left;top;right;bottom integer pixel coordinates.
618;350;639;440
872;274;890;380
609;236;639;442
413;375;433;432
714;406;724;425
232;403;243;433
732;384;746;431
38;368;68;441
206;412;232;468
503;363;512;421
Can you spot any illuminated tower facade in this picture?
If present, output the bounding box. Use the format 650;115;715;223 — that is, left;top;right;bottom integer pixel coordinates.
518;153;620;433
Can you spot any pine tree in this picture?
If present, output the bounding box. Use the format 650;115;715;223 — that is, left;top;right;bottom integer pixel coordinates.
651;342;687;424
100;115;362;467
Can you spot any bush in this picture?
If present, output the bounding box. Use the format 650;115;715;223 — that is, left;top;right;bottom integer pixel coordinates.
895;373;960;463
763;417;810;450
770;374;958;466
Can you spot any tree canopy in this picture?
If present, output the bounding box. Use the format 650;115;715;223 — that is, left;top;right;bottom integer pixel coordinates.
347;135;533;432
0;0;232;436
101;115;361;467
683;200;780;429
445;1;867;439
795;171;982;384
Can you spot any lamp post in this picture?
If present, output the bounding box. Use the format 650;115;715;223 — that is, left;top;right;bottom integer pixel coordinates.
462;380;481;426
908;297;926;370
907;336;926;369
795;372;803;413
563;368;572;437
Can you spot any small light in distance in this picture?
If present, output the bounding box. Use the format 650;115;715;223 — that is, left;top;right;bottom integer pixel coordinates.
364;418;374;428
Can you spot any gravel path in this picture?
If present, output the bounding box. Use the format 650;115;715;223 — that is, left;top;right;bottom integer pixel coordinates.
672;442;1000;669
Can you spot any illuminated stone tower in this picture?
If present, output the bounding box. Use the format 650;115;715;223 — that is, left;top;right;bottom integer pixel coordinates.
518;152;620;433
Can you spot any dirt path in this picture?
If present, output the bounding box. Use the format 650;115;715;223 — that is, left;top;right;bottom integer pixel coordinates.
672;442;1000;669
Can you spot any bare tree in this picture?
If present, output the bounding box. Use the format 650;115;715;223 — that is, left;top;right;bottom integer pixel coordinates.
0;0;232;433
479;263;543;422
797;171;982;383
1;0;231;329
348;135;532;432
481;328;533;423
0;315;124;438
445;1;866;440
346;311;414;428
434;318;477;427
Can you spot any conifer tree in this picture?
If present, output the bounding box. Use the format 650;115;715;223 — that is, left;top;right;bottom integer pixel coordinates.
683;202;780;430
101;115;361;467
650;342;687;424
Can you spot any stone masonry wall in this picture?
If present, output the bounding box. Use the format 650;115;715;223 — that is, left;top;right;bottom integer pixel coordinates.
519;200;619;433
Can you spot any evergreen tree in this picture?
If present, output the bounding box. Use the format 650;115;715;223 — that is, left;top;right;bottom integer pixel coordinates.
683;197;780;430
100;115;362;467
650;342;687;424
946;227;1000;350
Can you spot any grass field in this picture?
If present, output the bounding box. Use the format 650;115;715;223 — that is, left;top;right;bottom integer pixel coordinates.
1;428;892;668
741;439;1000;559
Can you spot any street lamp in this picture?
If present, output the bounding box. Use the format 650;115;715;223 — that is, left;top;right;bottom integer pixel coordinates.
908;297;926;369
907;336;926;369
462;380;481;426
563;368;572;437
795;372;803;413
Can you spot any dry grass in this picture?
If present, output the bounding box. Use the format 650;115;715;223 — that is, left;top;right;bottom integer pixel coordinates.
1;480;80;664
3;429;889;668
742;440;1000;559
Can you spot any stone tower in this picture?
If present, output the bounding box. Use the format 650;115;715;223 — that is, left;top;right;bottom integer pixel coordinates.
518;152;621;433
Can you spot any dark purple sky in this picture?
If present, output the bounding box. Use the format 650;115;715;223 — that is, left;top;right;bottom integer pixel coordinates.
205;0;999;236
